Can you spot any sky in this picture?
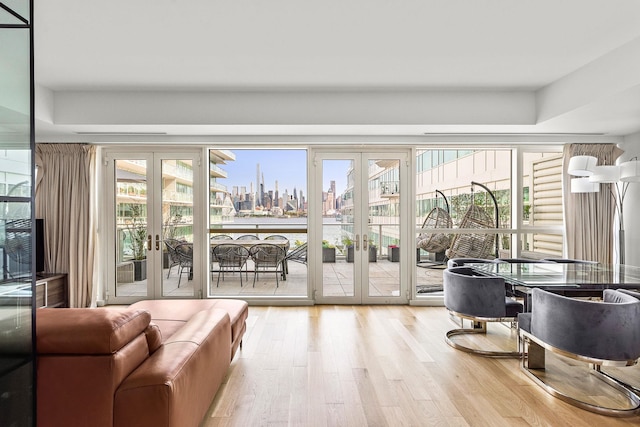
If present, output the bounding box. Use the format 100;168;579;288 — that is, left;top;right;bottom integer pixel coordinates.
220;149;349;197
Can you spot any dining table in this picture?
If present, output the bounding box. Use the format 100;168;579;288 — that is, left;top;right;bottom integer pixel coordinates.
466;261;640;311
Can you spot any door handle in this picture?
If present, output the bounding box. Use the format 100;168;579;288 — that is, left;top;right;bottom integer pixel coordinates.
147;234;152;251
363;234;368;250
355;234;360;251
156;234;160;250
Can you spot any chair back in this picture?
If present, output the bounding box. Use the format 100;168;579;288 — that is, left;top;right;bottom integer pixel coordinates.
494;258;551;263
211;234;233;240
213;244;250;267
163;239;182;263
529;288;640;361
443;267;507;318
249;244;285;267
175;243;193;266
265;235;291;251
236;234;259;240
446;258;492;268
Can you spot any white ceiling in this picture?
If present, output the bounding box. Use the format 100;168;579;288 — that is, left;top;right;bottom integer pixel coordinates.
32;0;640;143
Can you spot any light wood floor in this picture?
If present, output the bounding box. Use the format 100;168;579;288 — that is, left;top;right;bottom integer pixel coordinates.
202;305;640;427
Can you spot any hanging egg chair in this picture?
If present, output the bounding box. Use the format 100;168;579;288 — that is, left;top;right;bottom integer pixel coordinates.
416;190;453;254
446;182;498;260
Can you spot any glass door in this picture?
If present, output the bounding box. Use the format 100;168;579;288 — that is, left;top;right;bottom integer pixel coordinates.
313;150;409;304
105;151;201;304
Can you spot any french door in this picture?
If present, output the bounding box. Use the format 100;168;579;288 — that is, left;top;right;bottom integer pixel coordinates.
104;150;202;304
312;150;410;304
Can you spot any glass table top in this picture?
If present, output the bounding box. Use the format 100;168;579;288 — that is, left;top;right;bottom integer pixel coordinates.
467;262;640;288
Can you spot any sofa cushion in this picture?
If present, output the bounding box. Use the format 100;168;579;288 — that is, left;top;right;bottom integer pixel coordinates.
37;308;151;354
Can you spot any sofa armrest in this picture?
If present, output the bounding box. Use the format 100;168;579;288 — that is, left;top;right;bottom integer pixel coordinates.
115;309;232;427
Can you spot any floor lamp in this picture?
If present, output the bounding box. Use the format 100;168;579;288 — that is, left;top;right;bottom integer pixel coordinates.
568;155;640;264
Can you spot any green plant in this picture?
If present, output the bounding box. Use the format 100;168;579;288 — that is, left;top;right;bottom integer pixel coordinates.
341;235;353;247
322;240;334;249
163;213;182;239
125;205;148;260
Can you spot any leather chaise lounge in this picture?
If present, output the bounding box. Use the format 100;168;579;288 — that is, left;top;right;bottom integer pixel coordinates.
36;299;248;427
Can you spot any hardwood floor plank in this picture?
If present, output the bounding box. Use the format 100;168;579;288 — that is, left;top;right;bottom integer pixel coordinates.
202;306;640;426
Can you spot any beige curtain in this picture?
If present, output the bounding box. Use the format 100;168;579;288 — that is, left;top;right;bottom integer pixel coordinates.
35;144;97;308
562;143;623;264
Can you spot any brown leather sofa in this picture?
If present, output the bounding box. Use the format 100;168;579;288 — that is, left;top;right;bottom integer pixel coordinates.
36;299;248;427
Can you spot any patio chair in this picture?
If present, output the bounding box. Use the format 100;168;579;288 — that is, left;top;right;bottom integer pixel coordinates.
265;234;291;274
163;238;182;278
175;242;194;287
210;234;233;240
416;190;452;266
518;288;640;416
249;243;286;288
443;266;523;358
212;244;250;287
236;234;258;240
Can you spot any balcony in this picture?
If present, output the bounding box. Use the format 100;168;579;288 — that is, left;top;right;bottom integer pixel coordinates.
379;181;399;198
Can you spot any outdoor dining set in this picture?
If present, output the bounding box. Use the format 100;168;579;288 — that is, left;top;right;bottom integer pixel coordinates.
164;235;303;288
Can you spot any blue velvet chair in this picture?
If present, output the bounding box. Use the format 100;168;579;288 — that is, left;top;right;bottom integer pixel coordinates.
518;288;640;416
443;266;523;357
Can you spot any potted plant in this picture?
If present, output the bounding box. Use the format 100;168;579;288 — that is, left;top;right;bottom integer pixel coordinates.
322;240;336;263
343;236;355;262
388;242;400;262
125;206;148;281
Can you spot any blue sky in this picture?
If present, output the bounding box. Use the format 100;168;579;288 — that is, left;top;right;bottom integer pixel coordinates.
220;150;348;196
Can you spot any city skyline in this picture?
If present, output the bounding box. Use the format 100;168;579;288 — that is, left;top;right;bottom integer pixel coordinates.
219;149;349;196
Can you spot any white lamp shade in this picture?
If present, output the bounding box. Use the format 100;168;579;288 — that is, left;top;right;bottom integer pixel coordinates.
568;155;597;176
620;160;640;182
589;165;621;183
571;177;600;193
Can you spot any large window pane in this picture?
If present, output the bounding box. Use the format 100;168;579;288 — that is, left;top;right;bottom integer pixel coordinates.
208;149;308;297
416;149;512;294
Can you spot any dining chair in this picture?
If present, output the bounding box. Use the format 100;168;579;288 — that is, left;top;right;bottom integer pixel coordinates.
518;288;640;416
163;239;182;278
493;258;552;263
210;234;233;240
265;234;291;274
249;243;286;288
446;257;493;268
236;234;259;240
174;242;193;287
212;244;250;287
443;266;523;357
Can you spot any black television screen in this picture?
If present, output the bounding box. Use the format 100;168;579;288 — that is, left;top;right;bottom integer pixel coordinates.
35;218;45;273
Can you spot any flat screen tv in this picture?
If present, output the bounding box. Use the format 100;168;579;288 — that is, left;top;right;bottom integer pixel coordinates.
35;218;45;273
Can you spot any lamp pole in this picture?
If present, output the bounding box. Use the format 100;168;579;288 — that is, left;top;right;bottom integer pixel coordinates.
613;181;628;265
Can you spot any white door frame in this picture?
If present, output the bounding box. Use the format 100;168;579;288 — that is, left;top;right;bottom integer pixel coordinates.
310;148;411;304
102;148;203;304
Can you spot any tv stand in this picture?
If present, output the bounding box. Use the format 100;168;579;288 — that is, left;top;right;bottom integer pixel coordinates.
36;273;68;308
